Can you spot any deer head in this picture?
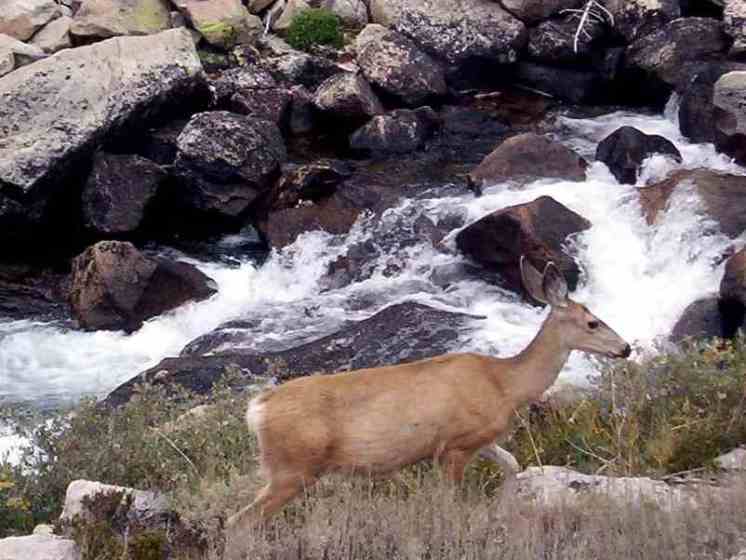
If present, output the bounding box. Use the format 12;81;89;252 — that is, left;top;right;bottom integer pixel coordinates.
520;257;631;359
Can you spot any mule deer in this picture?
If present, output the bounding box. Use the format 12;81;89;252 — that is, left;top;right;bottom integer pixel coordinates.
227;258;631;532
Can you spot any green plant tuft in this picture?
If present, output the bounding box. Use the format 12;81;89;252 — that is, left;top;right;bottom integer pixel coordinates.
286;8;344;52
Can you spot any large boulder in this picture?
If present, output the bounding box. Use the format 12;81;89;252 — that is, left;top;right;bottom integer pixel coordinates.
106;302;480;405
69;241;217;332
0;29;204;244
0;33;46;77
81;152;165;236
604;0;680;43
713;71;746;165
527;16;605;64
314;72;384;125
369;0;527;67
0;533;79;560
724;0;746;57
468;133;587;187
639;170;746;238
321;0;369;26
596;126;682;185
349;107;440;155
678;62;746;144
720;249;746;308
210;64;291;125
172;111;286;224
70;0;172;40
624;18;730;97
0;0;61;41
29;15;72;53
671;297;731;343
455;196;591;295
355;24;447;106
259;36;341;89
171;0;262;48
501;0;582;24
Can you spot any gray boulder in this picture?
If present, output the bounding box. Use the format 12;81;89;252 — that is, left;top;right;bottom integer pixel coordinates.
724;0;746;57
671;297;729;343
369;0;526;67
0;34;46;77
720;249;746;308
321;0;369;26
29;14;72;53
501;0;582;24
596;126;682;185
527;15;605;64
0;534;79;560
81;152;165;236
355;24;447;106
713;71;746;165
350;107;440;154
625;18;729;91
173;111;286;221
468;133;587;187
0;0;61;41
172;0;262;48
314;72;384;124
605;0;680;42
70;0;172;40
0;29;203;241
69;241;217;332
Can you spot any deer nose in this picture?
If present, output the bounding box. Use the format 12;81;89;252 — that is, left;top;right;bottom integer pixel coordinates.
620;344;631;358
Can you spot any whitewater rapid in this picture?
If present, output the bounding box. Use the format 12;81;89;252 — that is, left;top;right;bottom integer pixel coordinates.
1;103;744;422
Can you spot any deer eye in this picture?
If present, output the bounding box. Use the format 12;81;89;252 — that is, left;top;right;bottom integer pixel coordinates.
588;321;601;330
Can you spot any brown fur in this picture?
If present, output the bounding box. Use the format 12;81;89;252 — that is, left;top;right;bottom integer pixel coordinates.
225;260;631;536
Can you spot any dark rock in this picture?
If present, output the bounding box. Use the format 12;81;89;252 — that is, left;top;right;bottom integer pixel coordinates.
501;0;582;24
638;170;746;238
349;107;440;155
515;62;601;104
228;89;292;125
313;73;384;126
68;241;216;332
171;111;286;224
261;47;341;90
596;126;682;185
105;302;481;405
724;0;746;57
261;196;360;249
0;267;69;321
268;160;354;211
713;71;746;165
468;133;587;187
455;196;591;296
605;0;681;43
81;152;165;236
528;16;605;64
720;249;746;307
671;297;733;343
288;85;316;134
134;120;188;165
355;24;447;107
210;64;278;105
624;18;730;99
678;62;746;144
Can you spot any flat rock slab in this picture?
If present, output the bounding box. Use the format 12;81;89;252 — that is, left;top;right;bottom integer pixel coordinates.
0;533;80;560
0;28;203;198
105;302;481;406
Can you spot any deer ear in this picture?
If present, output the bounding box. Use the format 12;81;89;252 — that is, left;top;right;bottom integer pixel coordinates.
520;256;548;305
542;262;569;307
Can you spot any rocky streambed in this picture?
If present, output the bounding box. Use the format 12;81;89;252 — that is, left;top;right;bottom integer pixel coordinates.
0;0;746;419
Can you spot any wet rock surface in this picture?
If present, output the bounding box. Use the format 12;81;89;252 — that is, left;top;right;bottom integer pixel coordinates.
68;241;216;332
456;196;591;295
349;107;440;155
106;302;481;406
596;126;682;185
468;132;587;187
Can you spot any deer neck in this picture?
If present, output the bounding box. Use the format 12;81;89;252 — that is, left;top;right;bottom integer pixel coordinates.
501;311;571;405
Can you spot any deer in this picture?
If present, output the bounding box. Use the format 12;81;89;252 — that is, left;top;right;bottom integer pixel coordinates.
225;257;631;536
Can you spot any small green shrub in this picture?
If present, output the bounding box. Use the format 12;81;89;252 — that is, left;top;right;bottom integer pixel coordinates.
286;9;344;52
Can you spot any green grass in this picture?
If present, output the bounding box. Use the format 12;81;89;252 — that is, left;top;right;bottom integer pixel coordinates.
286;8;344;52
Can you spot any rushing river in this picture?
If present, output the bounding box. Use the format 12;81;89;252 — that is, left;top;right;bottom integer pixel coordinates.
1;100;744;445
